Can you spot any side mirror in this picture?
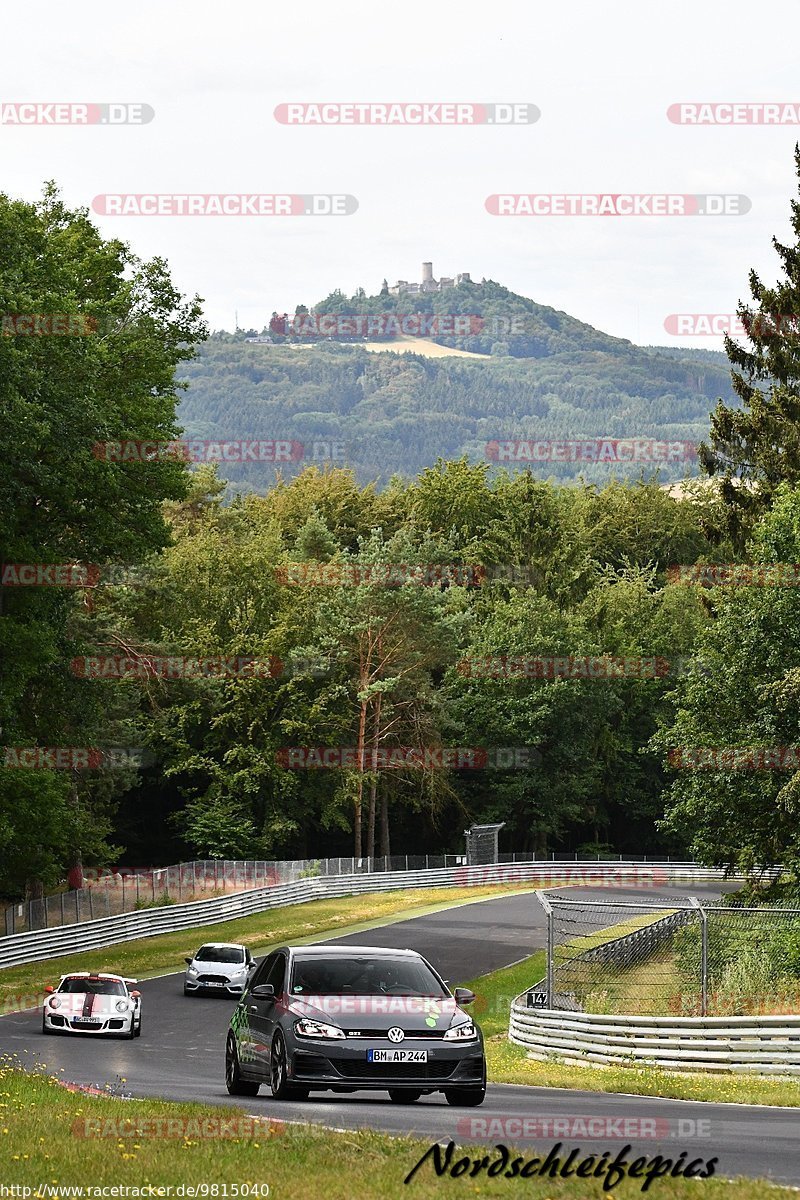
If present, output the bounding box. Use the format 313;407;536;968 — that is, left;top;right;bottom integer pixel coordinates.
130;990;141;998
44;985;54;994
454;987;475;1006
251;983;276;1002
184;958;192;965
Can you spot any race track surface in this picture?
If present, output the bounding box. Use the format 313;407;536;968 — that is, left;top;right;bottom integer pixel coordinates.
3;881;797;1186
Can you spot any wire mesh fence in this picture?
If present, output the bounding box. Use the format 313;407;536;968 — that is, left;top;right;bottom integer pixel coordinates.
1;853;471;935
2;849;681;937
536;892;800;1017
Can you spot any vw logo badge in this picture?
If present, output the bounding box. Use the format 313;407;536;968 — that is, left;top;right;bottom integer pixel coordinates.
387;1027;405;1043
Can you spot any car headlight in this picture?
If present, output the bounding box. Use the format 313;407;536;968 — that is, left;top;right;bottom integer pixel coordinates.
115;1000;130;1013
443;1020;477;1041
187;966;198;976
294;1018;346;1040
48;998;61;1010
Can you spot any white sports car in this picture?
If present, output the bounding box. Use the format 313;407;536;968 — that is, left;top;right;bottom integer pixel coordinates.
42;972;142;1038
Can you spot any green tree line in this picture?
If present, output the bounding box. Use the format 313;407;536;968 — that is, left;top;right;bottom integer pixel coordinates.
6;151;800;901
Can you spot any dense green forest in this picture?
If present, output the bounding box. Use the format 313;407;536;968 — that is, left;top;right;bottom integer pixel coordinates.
5;164;800;900
177;281;736;491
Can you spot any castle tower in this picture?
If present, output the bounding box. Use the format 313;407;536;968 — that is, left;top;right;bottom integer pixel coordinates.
421;262;434;284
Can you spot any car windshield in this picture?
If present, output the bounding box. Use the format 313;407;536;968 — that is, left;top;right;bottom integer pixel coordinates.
289;956;447;997
195;946;245;963
59;978;126;996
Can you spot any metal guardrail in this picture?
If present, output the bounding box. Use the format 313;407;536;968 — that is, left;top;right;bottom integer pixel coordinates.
579;908;694;969
525;909;697;1012
0;861;732;971
508;1005;800;1075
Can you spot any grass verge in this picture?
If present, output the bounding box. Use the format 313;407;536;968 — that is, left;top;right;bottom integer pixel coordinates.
464;952;800;1107
0;884;536;1013
0;1061;789;1198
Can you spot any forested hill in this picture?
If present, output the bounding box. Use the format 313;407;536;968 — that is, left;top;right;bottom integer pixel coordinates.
177;280;736;491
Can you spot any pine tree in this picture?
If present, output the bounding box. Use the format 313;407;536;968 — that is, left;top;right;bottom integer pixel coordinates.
701;145;800;541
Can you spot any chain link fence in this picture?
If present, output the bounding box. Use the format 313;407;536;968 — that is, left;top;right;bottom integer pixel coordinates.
2;855;468;935
536;892;800;1017
2;849;684;937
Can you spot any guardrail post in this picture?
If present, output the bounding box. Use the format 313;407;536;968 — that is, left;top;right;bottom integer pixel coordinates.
689;897;708;1016
535;889;554;1007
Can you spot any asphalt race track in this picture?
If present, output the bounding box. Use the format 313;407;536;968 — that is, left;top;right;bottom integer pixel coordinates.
3;882;798;1186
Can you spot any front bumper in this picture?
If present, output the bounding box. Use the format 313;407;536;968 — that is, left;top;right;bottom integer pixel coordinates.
288;1037;485;1091
185;976;246;996
44;1011;134;1035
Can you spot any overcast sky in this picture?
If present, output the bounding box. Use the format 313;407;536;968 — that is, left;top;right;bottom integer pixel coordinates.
3;0;800;349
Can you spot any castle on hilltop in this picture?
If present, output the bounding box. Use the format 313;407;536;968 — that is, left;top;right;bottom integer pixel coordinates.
385;262;472;296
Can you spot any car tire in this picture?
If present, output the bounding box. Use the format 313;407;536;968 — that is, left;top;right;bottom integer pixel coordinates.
268;1031;308;1101
388;1089;422;1103
444;1085;486;1107
183;986;192;997
225;1035;260;1097
41;1016;53;1035
134;1018;142;1038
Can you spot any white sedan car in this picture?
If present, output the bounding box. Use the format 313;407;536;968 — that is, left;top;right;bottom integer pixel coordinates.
184;942;255;997
42;972;142;1038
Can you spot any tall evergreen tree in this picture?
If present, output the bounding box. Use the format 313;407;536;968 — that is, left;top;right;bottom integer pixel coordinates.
702;146;800;541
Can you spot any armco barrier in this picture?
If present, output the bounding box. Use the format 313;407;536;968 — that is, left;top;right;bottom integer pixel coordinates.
0;861;732;971
578;907;694;970
508;1005;800;1075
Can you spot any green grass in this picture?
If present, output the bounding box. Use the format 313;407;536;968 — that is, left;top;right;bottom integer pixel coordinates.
0;1060;789;1198
0;884;537;1014
463;952;800;1107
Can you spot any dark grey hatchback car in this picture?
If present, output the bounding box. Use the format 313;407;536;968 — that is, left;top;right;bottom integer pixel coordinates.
225;945;486;1105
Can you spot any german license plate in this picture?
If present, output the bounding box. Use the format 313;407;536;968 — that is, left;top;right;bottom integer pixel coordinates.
205;982;224;987
367;1049;427;1063
73;1017;101;1024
